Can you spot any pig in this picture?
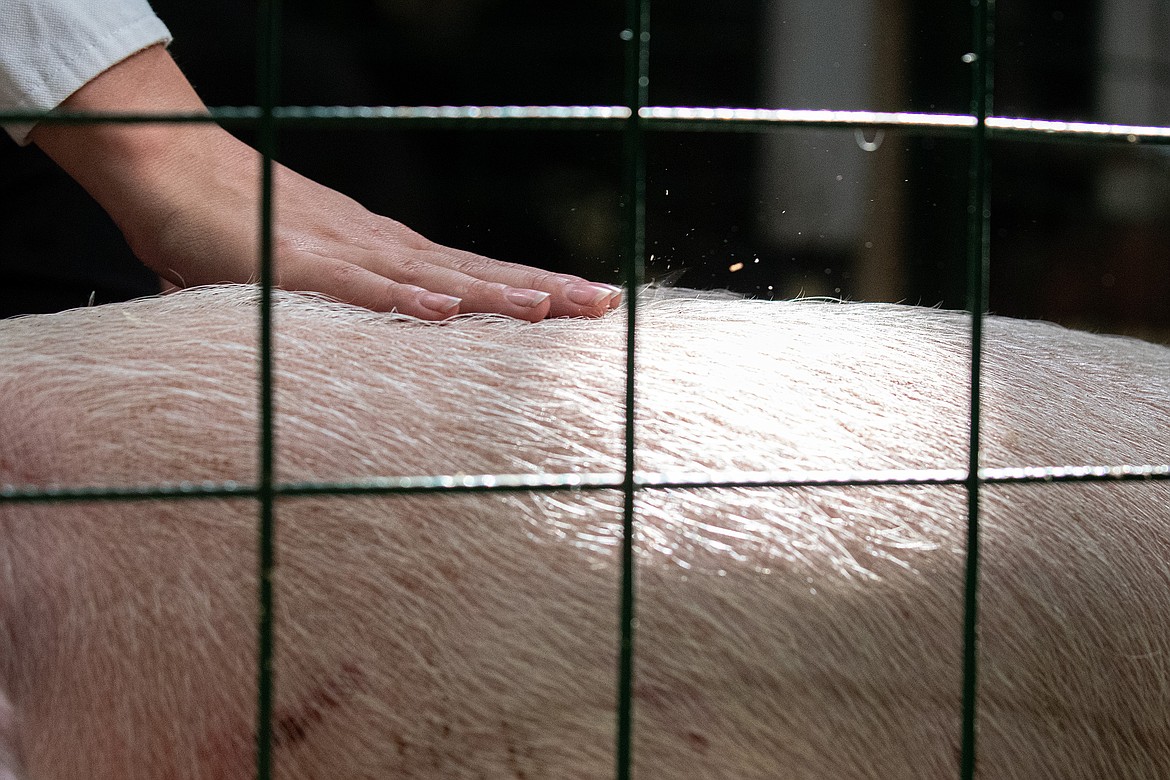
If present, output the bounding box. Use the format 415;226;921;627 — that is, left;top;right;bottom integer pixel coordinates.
0;284;1168;779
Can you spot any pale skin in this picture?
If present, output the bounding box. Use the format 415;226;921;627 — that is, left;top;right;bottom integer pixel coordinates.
28;44;621;321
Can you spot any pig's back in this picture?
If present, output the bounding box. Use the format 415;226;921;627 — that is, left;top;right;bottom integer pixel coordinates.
0;286;1168;779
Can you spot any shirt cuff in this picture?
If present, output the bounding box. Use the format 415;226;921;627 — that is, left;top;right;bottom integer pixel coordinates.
2;10;172;145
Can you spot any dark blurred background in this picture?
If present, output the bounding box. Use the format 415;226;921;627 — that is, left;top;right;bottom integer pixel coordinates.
2;0;1167;340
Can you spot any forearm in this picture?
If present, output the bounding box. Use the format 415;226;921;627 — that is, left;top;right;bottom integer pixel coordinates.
28;45;237;261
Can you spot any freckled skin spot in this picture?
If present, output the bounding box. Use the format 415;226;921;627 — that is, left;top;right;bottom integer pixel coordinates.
271;662;369;749
502;719;530;779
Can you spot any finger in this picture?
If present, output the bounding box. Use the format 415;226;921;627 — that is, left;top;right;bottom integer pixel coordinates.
411;244;622;319
282;257;462;321
349;248;559;322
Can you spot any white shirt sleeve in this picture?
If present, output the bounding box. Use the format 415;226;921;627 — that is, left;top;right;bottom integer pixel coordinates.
0;0;172;145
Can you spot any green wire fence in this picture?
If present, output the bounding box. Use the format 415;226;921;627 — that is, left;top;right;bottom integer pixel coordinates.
4;0;1170;778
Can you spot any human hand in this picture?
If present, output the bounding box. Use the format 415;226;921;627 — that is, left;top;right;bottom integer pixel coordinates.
31;45;621;321
122;130;621;321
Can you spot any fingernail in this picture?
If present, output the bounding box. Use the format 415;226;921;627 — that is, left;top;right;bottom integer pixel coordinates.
566;282;617;307
597;283;623;309
504;288;552;308
420;292;461;314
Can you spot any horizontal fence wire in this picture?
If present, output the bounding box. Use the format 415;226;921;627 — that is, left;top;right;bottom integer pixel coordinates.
4;464;1168;504
8;106;1170;143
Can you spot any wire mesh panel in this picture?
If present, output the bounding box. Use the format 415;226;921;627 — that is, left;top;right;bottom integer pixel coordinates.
3;0;1170;778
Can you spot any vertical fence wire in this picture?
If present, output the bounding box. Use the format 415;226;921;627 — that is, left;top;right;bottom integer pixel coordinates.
960;0;994;777
254;0;281;777
616;1;650;778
